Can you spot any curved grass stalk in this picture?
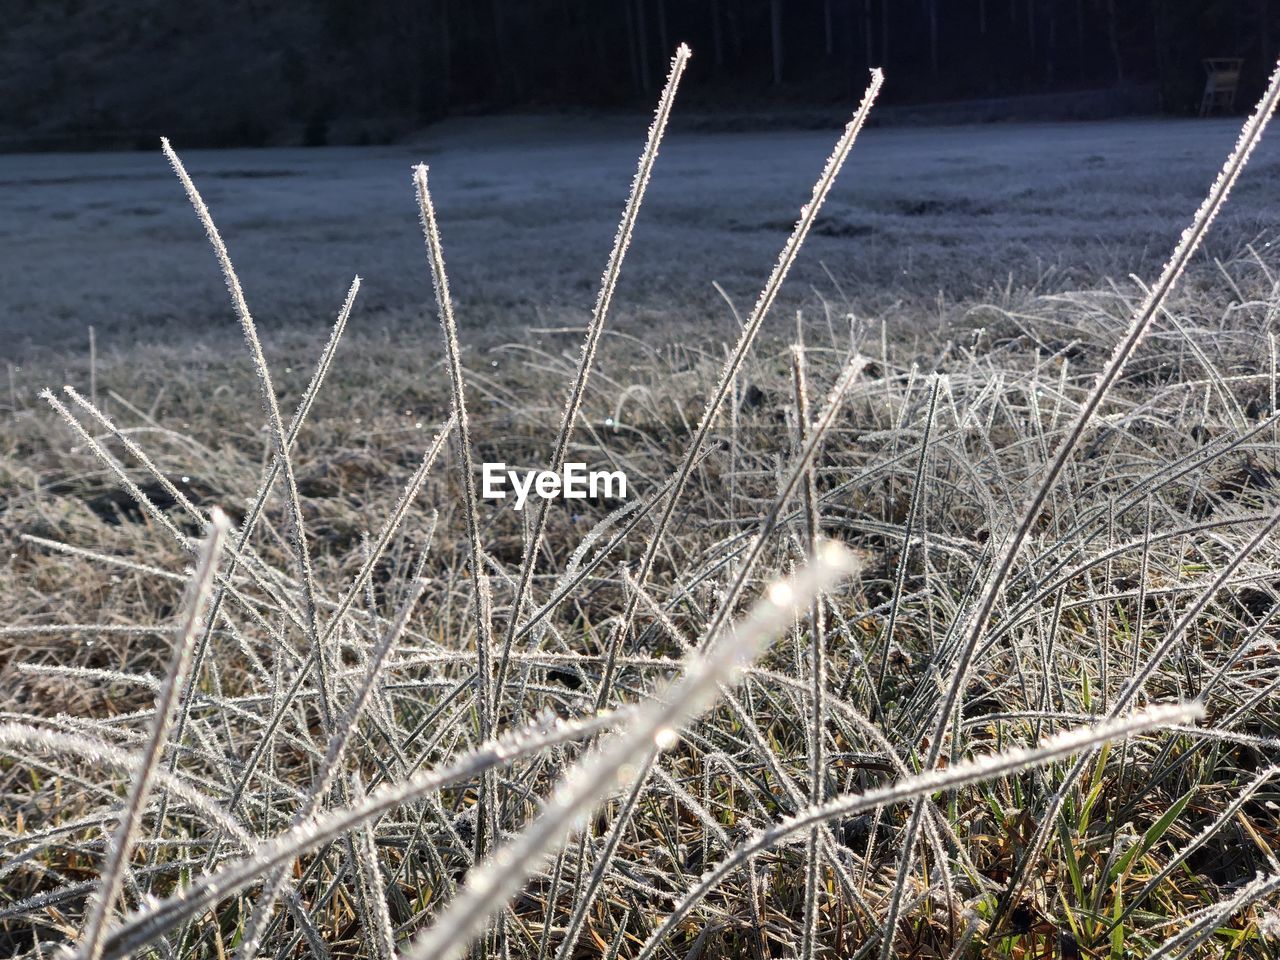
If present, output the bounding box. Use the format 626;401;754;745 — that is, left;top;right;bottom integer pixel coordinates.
991;491;1280;926
881;60;1280;954
414;162;499;861
231;577;428;960
95;709;629;960
634;702;1200;960
495;44;691;701
1149;870;1280;959
74;510;229;960
401;545;858;960
162;140;334;732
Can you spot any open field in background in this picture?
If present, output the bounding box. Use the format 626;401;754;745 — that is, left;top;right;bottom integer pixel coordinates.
5;94;1280;958
2;114;1279;358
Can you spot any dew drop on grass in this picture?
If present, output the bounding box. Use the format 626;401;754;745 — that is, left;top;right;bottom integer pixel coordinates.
768;582;793;607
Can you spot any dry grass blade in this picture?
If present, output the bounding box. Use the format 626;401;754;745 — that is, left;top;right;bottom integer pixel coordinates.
496;43;691;701
413;161;499;862
402;544;859;960
634;703;1203;960
96;710;632;960
872;373;940;704
231;576;429;960
162;139;333;730
350;772;396;960
73;510;229;960
592;63;881;692
880;56;1280;957
791;336;827;960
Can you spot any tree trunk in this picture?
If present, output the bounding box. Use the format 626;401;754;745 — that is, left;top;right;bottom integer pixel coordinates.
864;0;874;65
770;0;783;85
624;0;641;92
824;0;835;56
635;0;652;91
1046;9;1055;85
929;0;938;75
656;0;669;59
1106;0;1124;83
979;0;987;35
490;0;508;99
711;0;725;67
438;0;450;106
881;0;889;69
727;2;744;59
1261;0;1272;73
847;0;865;90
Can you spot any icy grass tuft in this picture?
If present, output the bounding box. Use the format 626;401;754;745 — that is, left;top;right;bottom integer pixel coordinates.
2;48;1279;960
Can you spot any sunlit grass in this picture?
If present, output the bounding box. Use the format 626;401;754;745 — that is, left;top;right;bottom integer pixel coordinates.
2;51;1280;960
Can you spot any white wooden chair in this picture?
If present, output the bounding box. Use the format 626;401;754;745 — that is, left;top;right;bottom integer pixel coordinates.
1200;58;1244;116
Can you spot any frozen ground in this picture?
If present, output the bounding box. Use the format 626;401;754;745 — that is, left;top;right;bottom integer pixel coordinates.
2;114;1278;357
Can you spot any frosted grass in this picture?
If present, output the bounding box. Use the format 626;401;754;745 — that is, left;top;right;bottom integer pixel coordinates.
5;49;1280;960
402;543;859;960
74;511;228;960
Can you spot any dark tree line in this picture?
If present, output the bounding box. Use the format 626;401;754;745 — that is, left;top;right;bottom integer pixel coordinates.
3;0;1277;150
317;0;1275;114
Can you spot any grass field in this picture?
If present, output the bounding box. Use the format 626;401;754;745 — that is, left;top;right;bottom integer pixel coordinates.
3;110;1279;355
4;59;1280;959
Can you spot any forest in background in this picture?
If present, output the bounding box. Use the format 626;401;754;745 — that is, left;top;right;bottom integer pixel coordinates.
2;0;1277;149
